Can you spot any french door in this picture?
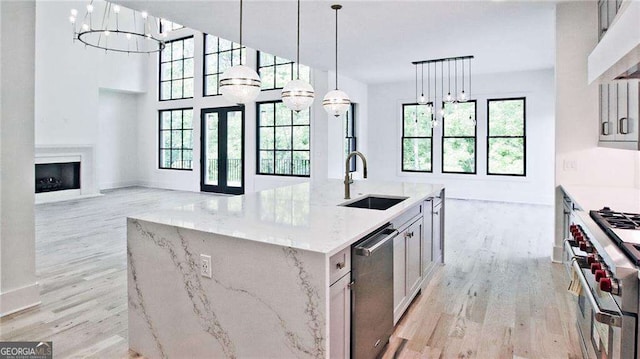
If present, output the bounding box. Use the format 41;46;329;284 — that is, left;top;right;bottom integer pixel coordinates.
201;106;244;195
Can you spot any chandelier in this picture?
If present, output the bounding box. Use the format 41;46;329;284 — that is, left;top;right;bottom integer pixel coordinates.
412;55;474;126
68;1;165;54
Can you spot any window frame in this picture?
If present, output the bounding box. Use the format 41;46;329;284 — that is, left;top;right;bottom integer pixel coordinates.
158;108;194;171
257;51;296;91
255;100;311;178
158;19;184;34
486;97;527;177
159;36;195;101
202;34;246;97
441;100;477;175
401;103;434;173
345;103;357;172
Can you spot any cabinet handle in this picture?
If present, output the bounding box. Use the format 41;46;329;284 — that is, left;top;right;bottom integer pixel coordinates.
405;231;414;239
347;281;355;290
619;117;629;135
336;262;345;270
602;121;610;135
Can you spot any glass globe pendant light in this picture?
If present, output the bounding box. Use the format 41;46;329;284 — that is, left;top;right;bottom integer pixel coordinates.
323;4;350;117
220;0;261;104
282;0;314;112
458;58;468;102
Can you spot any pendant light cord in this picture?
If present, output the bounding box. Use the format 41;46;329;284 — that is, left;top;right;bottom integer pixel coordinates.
420;63;424;96
239;0;243;64
334;6;339;90
296;0;300;79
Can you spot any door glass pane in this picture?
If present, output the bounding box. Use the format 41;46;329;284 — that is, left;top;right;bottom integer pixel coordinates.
227;111;243;188
205;113;218;186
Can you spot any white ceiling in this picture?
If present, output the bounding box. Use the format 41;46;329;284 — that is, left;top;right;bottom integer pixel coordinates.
117;0;557;84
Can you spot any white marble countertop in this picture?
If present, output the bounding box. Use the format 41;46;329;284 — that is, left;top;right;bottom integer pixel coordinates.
129;180;443;256
561;184;640;213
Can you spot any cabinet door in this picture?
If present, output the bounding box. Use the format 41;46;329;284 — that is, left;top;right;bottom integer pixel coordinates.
329;273;351;359
615;81;634;141
422;199;433;277
433;203;443;263
393;234;406;317
405;219;422;297
598;0;608;39
600;84;612;140
607;0;617;28
609;83;618;138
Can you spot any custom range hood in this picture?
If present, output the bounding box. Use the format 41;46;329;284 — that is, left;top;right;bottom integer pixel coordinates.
588;1;640;83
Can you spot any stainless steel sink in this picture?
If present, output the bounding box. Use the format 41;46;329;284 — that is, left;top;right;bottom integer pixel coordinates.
340;195;408;210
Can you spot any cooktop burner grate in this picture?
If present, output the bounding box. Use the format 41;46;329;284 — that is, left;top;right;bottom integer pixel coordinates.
593;207;640;230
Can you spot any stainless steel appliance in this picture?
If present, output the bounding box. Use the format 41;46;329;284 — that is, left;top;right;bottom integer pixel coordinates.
352;224;397;359
563;209;639;359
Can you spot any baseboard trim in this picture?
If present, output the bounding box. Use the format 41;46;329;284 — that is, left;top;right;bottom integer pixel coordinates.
0;283;40;317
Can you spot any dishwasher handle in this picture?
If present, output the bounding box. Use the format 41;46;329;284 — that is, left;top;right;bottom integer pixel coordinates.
354;228;398;256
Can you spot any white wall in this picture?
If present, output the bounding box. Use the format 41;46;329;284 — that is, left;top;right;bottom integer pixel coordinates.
136;28;369;194
367;69;555;205
98;90;141;189
34;1;147;146
0;0;39;316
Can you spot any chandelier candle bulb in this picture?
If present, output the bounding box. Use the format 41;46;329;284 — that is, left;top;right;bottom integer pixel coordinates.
71;8;78;16
86;4;93;13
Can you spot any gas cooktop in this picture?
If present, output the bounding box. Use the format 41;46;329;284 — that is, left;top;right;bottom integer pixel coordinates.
592;207;640;230
590;207;640;265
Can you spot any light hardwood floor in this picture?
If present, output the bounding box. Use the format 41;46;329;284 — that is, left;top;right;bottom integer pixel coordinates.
0;188;581;358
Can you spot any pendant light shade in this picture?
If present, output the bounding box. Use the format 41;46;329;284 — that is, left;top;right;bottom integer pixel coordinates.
282;0;314;112
283;79;315;112
323;4;350;117
322;89;350;117
220;65;261;104
220;0;261;104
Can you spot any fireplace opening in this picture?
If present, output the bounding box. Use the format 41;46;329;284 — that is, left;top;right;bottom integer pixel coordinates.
35;162;81;193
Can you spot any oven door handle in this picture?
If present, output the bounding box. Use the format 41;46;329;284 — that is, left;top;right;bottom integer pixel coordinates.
571;259;623;327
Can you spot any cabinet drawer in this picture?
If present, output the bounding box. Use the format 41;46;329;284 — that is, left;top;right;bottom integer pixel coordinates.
330;247;351;285
391;204;422;231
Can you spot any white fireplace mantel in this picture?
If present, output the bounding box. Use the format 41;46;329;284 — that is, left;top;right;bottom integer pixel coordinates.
35;145;101;203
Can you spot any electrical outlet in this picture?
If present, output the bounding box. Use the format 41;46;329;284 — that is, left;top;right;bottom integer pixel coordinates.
200;254;212;278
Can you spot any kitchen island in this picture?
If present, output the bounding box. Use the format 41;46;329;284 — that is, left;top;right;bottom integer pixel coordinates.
127;180;444;359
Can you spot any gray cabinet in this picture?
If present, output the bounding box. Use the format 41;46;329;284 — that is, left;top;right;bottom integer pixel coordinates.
329;272;351;359
599;81;640;150
598;0;621;40
393;216;422;324
433;197;444;264
421;199;434;279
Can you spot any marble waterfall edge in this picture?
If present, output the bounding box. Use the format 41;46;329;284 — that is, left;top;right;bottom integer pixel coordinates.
127;218;326;359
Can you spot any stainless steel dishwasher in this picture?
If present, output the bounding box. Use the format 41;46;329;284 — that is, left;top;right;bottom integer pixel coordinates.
352;224;398;359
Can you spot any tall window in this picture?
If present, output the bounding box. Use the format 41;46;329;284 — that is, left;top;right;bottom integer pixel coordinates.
159;108;193;170
402;104;433;172
442;101;476;174
159;37;194;101
487;98;526;176
204;34;246;96
345;104;357;172
257;101;310;177
258;51;310;90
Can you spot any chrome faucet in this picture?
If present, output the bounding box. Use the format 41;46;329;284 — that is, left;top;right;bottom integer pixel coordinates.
344;151;368;199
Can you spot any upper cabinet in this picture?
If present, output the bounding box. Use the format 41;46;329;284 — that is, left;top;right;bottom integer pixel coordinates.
599;81;640;150
594;1;640;150
588;1;640;84
598;0;622;41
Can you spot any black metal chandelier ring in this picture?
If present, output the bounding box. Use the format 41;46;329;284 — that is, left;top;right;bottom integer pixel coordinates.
76;29;165;54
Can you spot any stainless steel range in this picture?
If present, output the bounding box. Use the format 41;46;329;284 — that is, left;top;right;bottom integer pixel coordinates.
563;208;639;359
